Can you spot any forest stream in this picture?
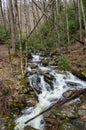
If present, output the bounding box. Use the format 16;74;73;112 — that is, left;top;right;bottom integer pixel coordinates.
14;52;86;130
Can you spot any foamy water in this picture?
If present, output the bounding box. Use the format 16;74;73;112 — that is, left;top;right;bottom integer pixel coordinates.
15;54;86;130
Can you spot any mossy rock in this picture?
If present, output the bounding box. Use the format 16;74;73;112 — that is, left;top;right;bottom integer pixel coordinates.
59;122;75;130
55;108;78;119
81;69;86;78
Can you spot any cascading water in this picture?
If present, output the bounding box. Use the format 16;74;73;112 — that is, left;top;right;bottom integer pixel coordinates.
15;53;86;130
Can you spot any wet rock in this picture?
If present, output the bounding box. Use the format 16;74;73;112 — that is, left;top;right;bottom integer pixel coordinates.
30;70;37;75
43;73;54;87
43;73;54;80
65;81;82;87
59;122;75;130
48;60;55;66
63;90;73;98
28;52;32;59
72;70;86;81
30;64;38;69
42;58;50;66
44;77;53;87
25;97;37;106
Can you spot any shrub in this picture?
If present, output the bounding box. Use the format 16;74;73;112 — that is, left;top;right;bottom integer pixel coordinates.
58;55;70;71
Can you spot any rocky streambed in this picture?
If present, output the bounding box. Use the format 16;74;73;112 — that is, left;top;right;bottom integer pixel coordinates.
14;51;86;130
0;47;86;130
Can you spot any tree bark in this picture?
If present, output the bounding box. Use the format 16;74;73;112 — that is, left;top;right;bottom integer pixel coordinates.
0;0;6;30
7;0;16;54
78;0;83;41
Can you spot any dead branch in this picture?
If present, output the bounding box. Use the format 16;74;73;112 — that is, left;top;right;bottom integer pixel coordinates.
72;36;85;45
24;0;56;43
25;88;86;124
32;0;47;17
24;14;44;42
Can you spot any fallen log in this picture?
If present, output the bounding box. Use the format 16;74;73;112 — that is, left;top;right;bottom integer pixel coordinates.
25;88;86;124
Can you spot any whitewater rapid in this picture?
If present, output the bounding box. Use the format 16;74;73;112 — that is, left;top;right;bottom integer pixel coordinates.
15;53;86;130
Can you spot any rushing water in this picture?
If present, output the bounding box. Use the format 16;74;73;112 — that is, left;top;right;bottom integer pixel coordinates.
15;53;86;130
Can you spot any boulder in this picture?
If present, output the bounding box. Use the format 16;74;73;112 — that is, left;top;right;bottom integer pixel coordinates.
43;72;54;88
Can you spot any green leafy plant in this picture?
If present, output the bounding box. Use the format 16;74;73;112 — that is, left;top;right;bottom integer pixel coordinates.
58;55;70;71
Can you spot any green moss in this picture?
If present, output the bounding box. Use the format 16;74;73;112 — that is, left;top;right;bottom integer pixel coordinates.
3;116;15;130
81;69;86;77
59;122;75;130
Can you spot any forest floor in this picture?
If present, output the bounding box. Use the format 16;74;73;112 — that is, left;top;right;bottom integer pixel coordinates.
0;42;86;130
0;44;12;80
65;42;86;79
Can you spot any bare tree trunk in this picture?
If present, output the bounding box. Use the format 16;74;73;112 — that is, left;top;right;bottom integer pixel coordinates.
14;0;24;75
73;0;78;22
19;0;24;75
24;0;29;72
55;0;61;45
32;0;37;27
43;0;47;21
78;0;83;41
13;0;19;32
7;0;16;54
64;0;70;45
0;0;6;30
80;0;86;37
35;0;40;21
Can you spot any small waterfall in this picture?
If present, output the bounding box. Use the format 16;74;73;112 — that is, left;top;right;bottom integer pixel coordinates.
15;53;86;130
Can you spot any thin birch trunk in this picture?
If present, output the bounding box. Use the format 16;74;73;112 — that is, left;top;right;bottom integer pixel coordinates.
7;0;16;54
80;0;86;37
78;0;83;41
24;0;29;72
19;0;24;75
0;0;6;29
64;0;70;45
